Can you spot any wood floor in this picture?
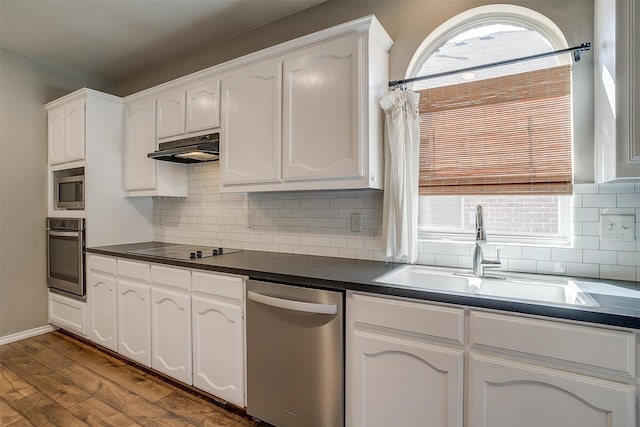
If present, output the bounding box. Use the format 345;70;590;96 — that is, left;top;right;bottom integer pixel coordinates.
0;330;266;426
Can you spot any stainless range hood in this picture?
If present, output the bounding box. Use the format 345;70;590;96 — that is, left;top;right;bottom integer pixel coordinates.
148;133;219;163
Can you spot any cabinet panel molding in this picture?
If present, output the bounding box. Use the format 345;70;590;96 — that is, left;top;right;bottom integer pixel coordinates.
468;354;635;427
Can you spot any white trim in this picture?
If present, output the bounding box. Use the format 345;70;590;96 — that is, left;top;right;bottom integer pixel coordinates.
405;4;571;84
0;324;56;346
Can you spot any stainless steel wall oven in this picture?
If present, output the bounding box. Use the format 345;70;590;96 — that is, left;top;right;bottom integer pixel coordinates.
47;217;85;299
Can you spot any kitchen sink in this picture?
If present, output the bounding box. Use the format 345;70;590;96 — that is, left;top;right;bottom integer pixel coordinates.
374;265;598;307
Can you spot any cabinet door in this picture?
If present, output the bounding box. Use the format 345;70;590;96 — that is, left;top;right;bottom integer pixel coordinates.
468;354;635;427
186;80;220;133
192;295;244;406
124;99;157;191
65;99;86;162
221;60;282;185
48;290;86;336
87;271;117;351
283;35;362;182
151;287;192;384
157;90;186;139
348;330;464;427
117;278;151;366
48;107;66;165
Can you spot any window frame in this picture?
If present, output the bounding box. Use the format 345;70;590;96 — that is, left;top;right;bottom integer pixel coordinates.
408;4;574;247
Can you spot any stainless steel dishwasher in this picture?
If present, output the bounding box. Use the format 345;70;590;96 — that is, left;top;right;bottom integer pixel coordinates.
246;279;344;427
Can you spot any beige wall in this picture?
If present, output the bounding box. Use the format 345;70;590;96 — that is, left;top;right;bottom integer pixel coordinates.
114;0;595;182
0;48;109;337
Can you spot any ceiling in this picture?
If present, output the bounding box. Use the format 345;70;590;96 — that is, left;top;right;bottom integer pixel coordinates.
0;0;326;83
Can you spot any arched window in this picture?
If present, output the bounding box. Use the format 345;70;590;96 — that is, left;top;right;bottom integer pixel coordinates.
409;5;573;244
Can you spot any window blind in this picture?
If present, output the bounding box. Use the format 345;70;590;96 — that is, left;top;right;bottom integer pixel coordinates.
417;65;573;196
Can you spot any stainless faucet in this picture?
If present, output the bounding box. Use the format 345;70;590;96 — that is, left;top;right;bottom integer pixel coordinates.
473;205;502;277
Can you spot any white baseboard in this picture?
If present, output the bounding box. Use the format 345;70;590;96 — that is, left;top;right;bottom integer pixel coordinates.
0;324;56;346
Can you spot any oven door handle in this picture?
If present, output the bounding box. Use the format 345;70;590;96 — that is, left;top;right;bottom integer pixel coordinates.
47;230;81;237
248;291;337;315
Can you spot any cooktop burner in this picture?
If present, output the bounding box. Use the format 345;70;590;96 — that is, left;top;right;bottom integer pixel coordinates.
128;245;242;260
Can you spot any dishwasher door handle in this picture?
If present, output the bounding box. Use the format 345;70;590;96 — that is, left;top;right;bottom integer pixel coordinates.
248;291;338;315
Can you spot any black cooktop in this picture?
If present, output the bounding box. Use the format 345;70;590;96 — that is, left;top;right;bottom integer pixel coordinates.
127;245;242;260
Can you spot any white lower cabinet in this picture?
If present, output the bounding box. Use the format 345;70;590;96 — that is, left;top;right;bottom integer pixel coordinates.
85;255;247;406
87;255;117;351
151;285;192;384
347;292;638;427
347;292;465;427
191;270;245;406
468;310;636;427
468;354;635;427
48;290;86;336
117;277;151;367
192;295;244;405
350;330;463;427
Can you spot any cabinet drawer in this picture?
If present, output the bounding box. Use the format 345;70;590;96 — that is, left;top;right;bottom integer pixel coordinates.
470;311;636;377
118;259;149;282
351;293;464;344
150;264;191;291
192;271;244;302
88;255;116;275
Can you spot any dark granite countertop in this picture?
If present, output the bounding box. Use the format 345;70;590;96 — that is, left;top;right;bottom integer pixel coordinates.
88;241;640;329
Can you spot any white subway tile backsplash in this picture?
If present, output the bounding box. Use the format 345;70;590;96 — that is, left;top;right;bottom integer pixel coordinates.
508;259;537;273
573;208;599;222
582;193;616;208
154;166;639;283
536;261;567;275
522;247;551;261
600;265;637;281
618;251;640;267
617;193;640;207
583;249;618;264
599;182;637;193
435;254;458;268
573;183;599;194
567;263;600;278
551;248;582;263
572;235;600;250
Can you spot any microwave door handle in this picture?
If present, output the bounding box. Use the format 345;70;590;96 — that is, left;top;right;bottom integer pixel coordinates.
47;230;81;237
247;291;337;315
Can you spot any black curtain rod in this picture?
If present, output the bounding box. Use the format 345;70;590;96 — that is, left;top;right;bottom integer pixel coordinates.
389;42;591;88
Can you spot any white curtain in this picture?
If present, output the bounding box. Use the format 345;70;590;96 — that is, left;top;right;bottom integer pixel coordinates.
379;88;420;264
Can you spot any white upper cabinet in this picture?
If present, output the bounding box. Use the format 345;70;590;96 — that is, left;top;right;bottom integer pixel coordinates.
220;60;283;186
123;97;188;197
220;16;392;193
156;78;221;141
157;90;186;139
595;0;640;181
282;34;362;182
124;99;157;191
186;80;221;133
48;98;85;165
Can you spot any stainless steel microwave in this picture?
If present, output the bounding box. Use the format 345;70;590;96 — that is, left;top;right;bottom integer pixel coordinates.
54;175;84;210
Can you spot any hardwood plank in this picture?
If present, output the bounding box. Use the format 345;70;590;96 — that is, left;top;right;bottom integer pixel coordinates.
20;370;91;409
3;332;264;426
0;362;37;402
0;348;54;379
66;396;140;427
68;359;173;404
4;418;33;427
154;391;246;426
0;396;25;425
60;364;170;420
10;336;77;371
9;391;88;427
